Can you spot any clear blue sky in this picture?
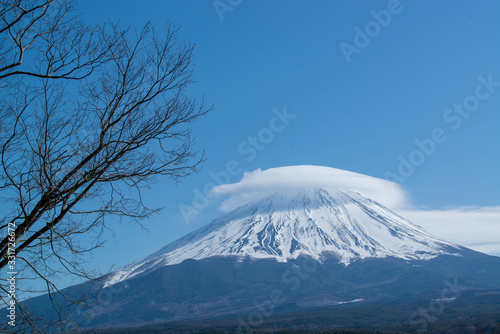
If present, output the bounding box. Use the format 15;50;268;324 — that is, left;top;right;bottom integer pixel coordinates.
75;0;500;277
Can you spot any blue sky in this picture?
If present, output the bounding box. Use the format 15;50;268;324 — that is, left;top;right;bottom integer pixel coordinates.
75;0;500;277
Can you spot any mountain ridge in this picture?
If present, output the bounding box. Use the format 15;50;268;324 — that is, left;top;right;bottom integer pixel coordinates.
103;187;459;288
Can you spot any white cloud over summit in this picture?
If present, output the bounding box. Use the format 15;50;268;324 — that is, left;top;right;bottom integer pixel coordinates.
211;165;500;257
212;165;409;212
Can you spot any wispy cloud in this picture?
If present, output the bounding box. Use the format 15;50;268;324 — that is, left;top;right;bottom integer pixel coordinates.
211;165;500;257
401;207;500;256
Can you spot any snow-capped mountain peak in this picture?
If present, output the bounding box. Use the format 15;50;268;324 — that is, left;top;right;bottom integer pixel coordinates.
104;188;458;287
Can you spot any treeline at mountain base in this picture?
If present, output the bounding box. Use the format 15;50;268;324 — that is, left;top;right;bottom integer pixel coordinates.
84;289;500;334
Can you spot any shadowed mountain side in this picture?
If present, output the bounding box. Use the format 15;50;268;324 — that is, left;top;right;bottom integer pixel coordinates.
24;248;500;330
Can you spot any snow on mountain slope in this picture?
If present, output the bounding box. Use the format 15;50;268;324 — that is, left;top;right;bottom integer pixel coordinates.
103;188;459;288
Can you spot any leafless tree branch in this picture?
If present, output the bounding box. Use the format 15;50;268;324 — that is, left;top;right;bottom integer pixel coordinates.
0;1;211;330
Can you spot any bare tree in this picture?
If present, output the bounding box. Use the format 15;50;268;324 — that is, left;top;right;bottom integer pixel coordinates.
0;0;210;331
0;0;122;82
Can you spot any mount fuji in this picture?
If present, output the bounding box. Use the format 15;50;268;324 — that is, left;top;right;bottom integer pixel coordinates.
24;167;500;332
103;188;460;288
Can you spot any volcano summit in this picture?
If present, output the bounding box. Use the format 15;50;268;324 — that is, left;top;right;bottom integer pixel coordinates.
104;187;459;288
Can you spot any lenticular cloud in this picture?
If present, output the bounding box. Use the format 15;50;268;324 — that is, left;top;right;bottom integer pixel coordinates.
212;165;409;212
